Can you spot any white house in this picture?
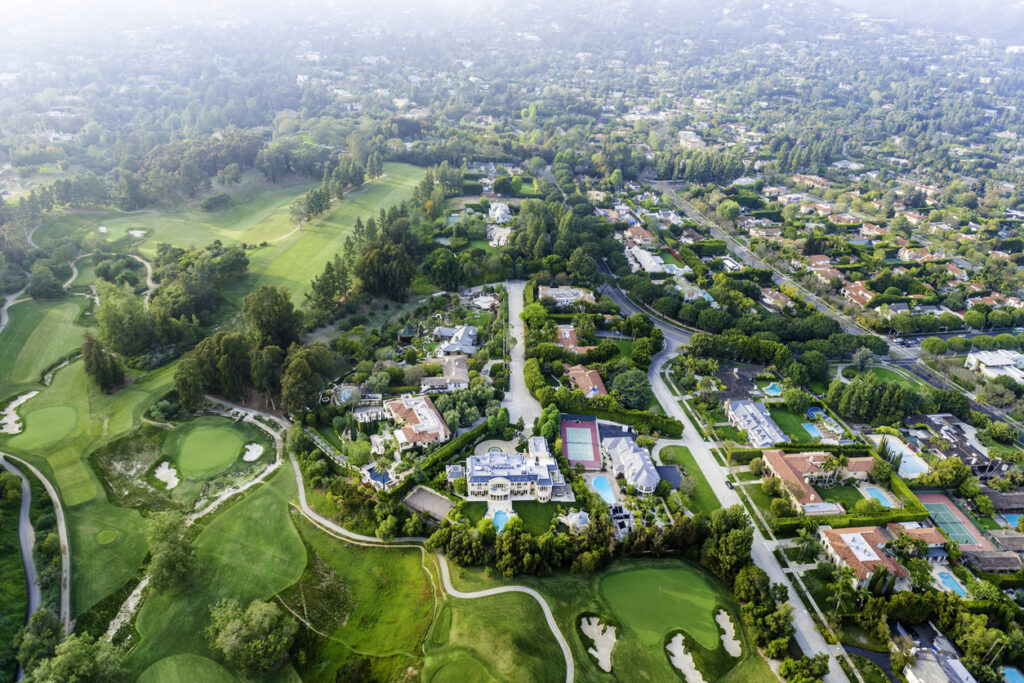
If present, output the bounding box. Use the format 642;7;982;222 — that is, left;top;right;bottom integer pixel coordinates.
450;437;565;503
420;355;471;393
965;350;1024;383
601;436;660;494
725;400;787;448
489;202;512;223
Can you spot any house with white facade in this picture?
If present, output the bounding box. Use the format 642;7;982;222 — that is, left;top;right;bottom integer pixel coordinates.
965;350;1024;383
433;325;478;356
489;202;512;223
449;437;566;503
386;394;451;451
819;525;911;590
537;285;596;308
420;355;471;393
725;400;787;448
601;436;661;494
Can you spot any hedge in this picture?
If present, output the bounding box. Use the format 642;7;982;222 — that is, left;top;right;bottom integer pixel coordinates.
977;571;1024;589
389;422;491;499
729;449;763;464
524;280;538;305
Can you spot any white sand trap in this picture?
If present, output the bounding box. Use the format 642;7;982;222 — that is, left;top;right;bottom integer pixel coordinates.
666;633;705;683
242;443;264;462
155;461;179;489
716;610;741;656
128;229;146;238
580;616;616;672
98;225;108;233
1;391;38;434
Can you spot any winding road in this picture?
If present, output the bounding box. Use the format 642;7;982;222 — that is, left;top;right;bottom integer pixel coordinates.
129;254;158;309
0;457;41;681
0;453;70;635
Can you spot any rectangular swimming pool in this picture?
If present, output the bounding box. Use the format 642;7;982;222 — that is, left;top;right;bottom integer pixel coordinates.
802;423;823;439
1004;513;1022;529
864;487;894;508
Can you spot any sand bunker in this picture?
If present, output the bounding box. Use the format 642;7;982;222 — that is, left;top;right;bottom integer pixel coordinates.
155;461;180;489
715;610;741;656
580;616;616;672
98;225;108;233
242;443;264;462
128;229;146;238
1;391;38;434
666;633;705;683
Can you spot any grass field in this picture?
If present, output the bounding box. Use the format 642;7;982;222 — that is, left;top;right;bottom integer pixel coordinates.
815;485;865;510
851;366;923;390
138;654;238;683
445;557;772;683
659;446;719;515
129;468;305;676
172;419;246;479
0;298;88;398
768;407;813;443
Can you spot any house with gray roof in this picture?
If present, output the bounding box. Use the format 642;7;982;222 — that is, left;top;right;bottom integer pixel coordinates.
448;437;567;503
433;325;478;356
601;436;660;494
726;400;787;449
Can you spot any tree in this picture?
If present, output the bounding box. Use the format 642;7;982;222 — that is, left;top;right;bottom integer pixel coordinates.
27;263;63;299
206;599;298;672
29;633;127;683
783;388;812;414
243;286;303;349
851;346;873;371
174;355;206;412
985;421;1017;444
146;511;195;591
14;610;63;675
354;241;414;299
567;248;598;285
81;332;125;392
281;358;320;413
964;309;987;329
611;368;653;410
920;337;948;355
716;199;741;222
794;527;820;562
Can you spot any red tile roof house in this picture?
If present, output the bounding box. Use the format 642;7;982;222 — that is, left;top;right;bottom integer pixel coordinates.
385;394;452;451
843;280;874;307
554;324;595;354
819;526;911;590
626;225;658;250
564;364;607;398
761;449;874;515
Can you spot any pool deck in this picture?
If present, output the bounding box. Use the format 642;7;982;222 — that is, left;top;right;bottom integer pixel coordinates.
931;566;967;597
857;483;898;508
584;472;620;503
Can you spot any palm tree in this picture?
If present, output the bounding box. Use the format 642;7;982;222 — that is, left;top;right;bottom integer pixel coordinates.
696;376;716;403
794;527;821;562
833;565;856;611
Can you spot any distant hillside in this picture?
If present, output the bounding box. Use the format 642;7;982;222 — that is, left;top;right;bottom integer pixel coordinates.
834;0;1024;43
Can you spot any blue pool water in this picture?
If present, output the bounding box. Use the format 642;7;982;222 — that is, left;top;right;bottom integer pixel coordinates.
763;382;783;397
802;423;824;439
865;487;894;508
1004;514;1022;529
938;571;967;597
1003;667;1024;683
592;475;616;504
493;510;509;533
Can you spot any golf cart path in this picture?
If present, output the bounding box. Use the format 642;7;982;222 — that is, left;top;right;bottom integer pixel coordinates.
63;252;92;289
0;287;28;335
204;398;574;683
0;453;71;635
129;254;158;309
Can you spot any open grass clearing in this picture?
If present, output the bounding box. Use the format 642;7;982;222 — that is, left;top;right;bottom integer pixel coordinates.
849;366;924;390
659;445;719;515
768;407;813;443
815;484;865;511
138;654;238;683
0;297;89;398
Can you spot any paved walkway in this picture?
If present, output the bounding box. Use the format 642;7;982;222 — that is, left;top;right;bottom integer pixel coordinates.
129;254;158;309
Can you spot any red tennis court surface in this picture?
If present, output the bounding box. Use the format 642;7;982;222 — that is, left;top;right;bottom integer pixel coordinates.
561;417;601;470
917;492;993;551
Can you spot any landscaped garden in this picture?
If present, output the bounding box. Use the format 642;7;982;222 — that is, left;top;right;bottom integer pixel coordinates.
658;446;719;515
768;407;814;443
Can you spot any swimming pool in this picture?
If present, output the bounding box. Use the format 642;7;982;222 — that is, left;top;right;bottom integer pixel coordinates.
1003;666;1024;683
802;423;824;439
864;487;894;508
592;475;616;504
1004;514;1022;529
763;382;783;397
937;571;967;597
493;510;509;533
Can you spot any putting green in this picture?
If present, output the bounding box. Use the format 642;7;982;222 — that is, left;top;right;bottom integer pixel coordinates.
95;530;119;545
600;567;720;650
13;406;79;448
138;654;237;683
175;425;244;479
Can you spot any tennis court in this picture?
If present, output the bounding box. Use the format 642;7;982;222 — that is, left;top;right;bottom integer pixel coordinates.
560;416;601;469
918;492;992;549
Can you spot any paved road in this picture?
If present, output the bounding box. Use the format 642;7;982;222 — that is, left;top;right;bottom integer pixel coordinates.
502;280;543;428
598;278;693;348
0;457;41;681
0;453;70;635
648;344;851;683
129;254;158;309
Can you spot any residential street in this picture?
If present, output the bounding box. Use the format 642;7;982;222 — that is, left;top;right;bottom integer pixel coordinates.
648;342;853;683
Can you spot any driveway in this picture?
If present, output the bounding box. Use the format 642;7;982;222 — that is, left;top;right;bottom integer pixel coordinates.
501;280;542;429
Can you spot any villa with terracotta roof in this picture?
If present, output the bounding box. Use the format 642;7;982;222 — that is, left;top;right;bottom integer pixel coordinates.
564;364;607;398
886;522;949;563
843;280;874;307
385;394;451;451
626;225;657;250
819;525;910;590
554;324;595;354
761;449;874;514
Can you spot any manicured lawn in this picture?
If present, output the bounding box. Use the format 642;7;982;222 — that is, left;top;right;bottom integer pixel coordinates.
851;366;923;390
768;407;813;443
659;446;719;515
172;419;245;479
0;298;88;398
815;485;865;511
138;654;237;683
611;339;633;355
128;469;306;676
445;557;773;683
714;424;744;443
512;500;558;535
735;471;761;482
462;501;486;525
221;163;423;305
288;517;434;682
